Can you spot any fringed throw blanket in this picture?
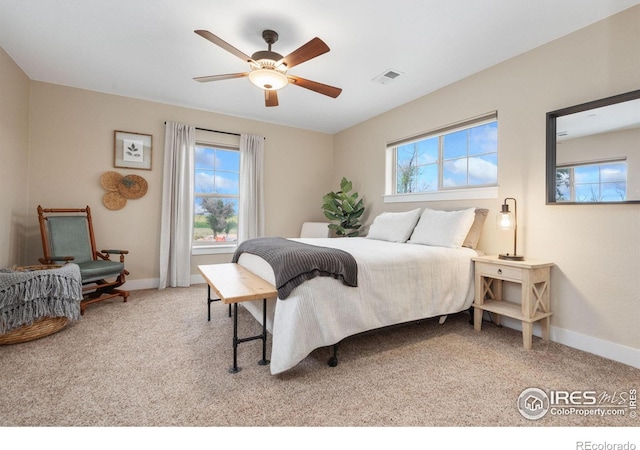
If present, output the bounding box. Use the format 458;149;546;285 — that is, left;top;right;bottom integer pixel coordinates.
0;264;83;334
232;237;358;299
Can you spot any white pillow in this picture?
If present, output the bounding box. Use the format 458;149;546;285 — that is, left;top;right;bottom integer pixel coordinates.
408;207;476;248
366;209;421;243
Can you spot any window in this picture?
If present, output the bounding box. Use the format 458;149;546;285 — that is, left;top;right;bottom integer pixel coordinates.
555;159;627;202
193;144;240;250
386;114;498;202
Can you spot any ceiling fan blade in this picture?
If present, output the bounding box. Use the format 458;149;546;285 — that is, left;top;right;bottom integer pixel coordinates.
277;37;330;69
195;30;256;64
193;73;248;83
265;90;279;107
287;75;342;98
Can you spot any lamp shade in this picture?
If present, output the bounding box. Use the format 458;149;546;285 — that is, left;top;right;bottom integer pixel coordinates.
248;68;288;90
497;205;514;230
498;197;524;261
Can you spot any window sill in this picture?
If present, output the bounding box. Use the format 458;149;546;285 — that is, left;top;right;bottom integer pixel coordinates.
383;186;498;203
192;244;237;255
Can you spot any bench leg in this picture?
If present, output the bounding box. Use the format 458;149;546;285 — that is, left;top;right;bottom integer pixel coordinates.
228;298;270;374
207;285;231;321
258;298;269;366
230;302;241;373
207;285;216;321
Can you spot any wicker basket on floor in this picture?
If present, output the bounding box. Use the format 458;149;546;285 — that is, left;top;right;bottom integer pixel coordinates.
0;264;71;345
0;316;69;345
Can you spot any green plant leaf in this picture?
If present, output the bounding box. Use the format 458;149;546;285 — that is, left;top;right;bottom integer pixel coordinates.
340;177;352;192
342;201;354;213
321;177;365;237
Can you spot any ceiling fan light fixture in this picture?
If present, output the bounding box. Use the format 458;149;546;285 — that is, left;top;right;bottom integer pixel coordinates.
248;67;288;90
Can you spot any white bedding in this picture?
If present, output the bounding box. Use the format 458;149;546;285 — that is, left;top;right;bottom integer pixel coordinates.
238;237;477;374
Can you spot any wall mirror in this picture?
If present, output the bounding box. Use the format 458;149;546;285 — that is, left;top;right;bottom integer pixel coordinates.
546;89;640;204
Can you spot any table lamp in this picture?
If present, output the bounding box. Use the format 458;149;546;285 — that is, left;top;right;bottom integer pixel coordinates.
497;197;524;261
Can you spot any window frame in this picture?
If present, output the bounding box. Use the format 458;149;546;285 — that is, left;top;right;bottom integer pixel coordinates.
555;158;628;203
192;141;241;255
384;112;499;203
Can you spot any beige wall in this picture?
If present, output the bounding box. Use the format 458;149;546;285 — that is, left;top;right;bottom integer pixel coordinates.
0;46;30;268
334;6;640;358
24;82;334;283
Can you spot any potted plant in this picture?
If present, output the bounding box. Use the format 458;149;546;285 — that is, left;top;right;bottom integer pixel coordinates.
322;177;365;237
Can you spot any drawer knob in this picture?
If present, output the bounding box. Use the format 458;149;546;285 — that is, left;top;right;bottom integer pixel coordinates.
497;268;502;275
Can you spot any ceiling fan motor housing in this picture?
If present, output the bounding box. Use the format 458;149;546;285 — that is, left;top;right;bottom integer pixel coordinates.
251;50;284;65
252;30;285;68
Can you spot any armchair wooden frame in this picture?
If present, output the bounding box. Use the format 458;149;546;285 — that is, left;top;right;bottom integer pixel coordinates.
37;205;130;314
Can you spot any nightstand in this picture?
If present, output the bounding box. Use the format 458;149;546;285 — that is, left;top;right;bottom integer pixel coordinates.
472;255;554;349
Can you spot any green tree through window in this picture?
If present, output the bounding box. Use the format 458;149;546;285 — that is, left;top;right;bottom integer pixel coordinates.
391;117;497;194
193;145;240;246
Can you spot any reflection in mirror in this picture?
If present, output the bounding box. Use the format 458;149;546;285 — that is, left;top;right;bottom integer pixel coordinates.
546;89;640;204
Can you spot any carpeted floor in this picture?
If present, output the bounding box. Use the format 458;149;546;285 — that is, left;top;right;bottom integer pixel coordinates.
1;284;638;434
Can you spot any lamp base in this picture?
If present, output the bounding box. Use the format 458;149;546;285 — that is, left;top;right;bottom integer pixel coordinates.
499;253;524;261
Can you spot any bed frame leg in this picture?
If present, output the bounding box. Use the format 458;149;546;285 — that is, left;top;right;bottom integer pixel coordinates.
438;315;448;325
327;344;339;367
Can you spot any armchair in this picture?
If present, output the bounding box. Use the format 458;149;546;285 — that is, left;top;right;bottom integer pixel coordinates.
37;205;130;314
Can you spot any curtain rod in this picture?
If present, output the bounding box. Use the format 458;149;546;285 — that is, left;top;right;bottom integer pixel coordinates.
195;127;240;137
164;122;264;139
163;122;240;136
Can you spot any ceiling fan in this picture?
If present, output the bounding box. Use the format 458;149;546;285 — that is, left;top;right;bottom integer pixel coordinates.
193;29;342;107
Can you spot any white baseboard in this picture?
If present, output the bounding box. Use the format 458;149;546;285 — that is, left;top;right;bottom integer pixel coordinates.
191;274;205;285
497;316;639;369
121;278;639;369
121;274;206;291
121;278;159;290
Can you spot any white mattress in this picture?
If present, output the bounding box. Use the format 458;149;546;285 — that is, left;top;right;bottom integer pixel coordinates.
238;237;477;374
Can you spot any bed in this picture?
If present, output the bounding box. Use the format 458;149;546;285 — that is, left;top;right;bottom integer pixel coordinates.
235;207;487;375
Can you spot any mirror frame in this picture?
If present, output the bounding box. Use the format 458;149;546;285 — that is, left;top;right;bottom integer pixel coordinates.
546;88;640;204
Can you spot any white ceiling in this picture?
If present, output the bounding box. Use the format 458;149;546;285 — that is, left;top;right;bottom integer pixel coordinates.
1;0;638;134
557;97;640;141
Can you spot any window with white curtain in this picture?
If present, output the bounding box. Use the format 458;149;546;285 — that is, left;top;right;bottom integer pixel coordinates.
192;130;241;255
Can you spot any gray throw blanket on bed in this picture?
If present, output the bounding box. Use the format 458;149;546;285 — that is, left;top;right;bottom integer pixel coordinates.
231;237;358;299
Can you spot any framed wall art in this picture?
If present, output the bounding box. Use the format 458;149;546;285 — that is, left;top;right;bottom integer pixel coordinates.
114;130;152;170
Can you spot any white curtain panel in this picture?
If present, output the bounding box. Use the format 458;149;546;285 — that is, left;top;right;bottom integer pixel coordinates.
159;122;195;288
238;134;265;243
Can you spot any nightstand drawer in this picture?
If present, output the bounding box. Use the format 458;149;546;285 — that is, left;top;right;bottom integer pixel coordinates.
475;262;522;281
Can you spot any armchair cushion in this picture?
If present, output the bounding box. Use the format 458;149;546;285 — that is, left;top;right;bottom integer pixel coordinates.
47;216;93;263
77;260;125;284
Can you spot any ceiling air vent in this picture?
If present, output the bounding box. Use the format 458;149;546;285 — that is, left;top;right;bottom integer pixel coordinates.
373;69;404;85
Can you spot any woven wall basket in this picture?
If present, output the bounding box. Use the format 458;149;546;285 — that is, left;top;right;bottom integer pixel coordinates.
99;171;124;191
118;174;148;199
0;316;69;345
103;191;127;210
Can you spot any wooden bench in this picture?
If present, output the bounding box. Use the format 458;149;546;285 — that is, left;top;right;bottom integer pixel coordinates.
198;263;277;373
